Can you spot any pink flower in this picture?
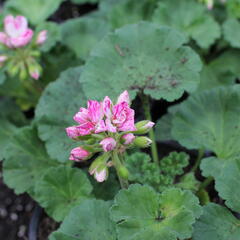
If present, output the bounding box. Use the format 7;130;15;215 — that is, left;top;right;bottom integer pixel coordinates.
122;133;135;145
69;147;90;161
66;126;80;139
100;138;117;152
36;30;47;45
0;55;7;63
144;121;155;129
30;68;40;80
1;15;33;48
112;102;136;131
117;90;130;104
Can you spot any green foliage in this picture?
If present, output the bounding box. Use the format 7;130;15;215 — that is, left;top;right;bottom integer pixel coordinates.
36;22;61;52
201;157;240;212
34;165;93;222
3;126;58;195
81;21;202;101
0;70;6;85
49;199;116;240
152;0;220;49
71;0;99;3
226;0;240;18
35;67;87;162
60;16;110;60
172;86;240;159
223;18;240;48
193;203;240;240
110;184;201;240
126;151;189;192
4;0;64;25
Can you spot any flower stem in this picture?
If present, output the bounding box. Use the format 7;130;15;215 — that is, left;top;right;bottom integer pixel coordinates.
140;93;159;165
191;148;205;173
112;150;129;189
199;176;214;191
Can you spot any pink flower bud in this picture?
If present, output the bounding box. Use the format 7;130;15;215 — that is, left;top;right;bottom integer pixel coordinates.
0;55;7;63
117;90;130;104
122;133;135;145
69;147;90;161
36;30;47;45
30;69;40;80
100;137;116;152
207;0;213;9
94;168;108;182
144;121;155;129
66;126;80;139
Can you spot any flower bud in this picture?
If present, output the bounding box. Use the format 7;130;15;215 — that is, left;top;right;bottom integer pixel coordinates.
122;133;135;145
94;167;108;182
100;137;116;152
117;165;129;180
66;126;80;139
69;147;90;161
133;136;152;148
36;30;47;45
30;69;40;80
0;55;7;63
134;120;155;134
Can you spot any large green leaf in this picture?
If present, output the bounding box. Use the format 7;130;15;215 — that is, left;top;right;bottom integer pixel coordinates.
223;18;240;48
110;184;201;240
3;126;58;194
152;0;220;49
172;86;240;159
49;199;117;240
36;21;61;52
201;157;240;213
193;203;240;240
34;165;93;222
35;67;87;162
80;21;202;101
4;0;64;25
61;17;110;60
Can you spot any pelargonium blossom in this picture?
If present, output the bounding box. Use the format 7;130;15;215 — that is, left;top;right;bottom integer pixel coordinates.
66;91;155;183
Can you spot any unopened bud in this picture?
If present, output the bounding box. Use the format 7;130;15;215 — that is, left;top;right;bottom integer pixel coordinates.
133;136;152;148
69;147;91;161
122;133;135;145
117;165;129;180
100;137;116;152
36;30;47;45
134;120;155;134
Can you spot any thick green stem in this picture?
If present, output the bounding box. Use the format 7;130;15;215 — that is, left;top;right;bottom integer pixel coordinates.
199;176;214;191
140;94;159;165
191;149;205;173
112;151;129;189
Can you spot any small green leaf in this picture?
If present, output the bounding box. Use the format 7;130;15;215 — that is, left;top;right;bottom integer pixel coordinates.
80;21;202;101
49;199;117;240
110;184;201;240
34;165;93;222
201;157;240;212
61;16;110;60
35;67;87;162
3;126;58;194
172;86;240;159
193;203;240;240
152;0;220;49
36;21;61;52
223;18;240;48
4;0;64;25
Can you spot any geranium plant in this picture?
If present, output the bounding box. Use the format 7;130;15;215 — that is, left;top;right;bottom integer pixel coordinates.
1;0;240;239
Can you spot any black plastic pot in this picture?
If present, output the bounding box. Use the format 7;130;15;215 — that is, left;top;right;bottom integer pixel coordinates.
28;205;43;240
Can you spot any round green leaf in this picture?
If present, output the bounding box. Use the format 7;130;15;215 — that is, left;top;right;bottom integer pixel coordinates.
193;203;240;240
35;67;87;162
201;157;240;213
223;18;240;48
4;0;64;25
172;86;240;159
110;184;201;240
3;126;58;194
80;21;202;101
152;0;220;49
61;17;110;60
34;165;93;222
36;21;61;52
49;199;116;240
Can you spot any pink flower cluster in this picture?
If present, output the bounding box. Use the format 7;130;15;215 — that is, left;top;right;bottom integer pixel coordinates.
66;91;155;182
66;91;136;138
0;15;47;48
